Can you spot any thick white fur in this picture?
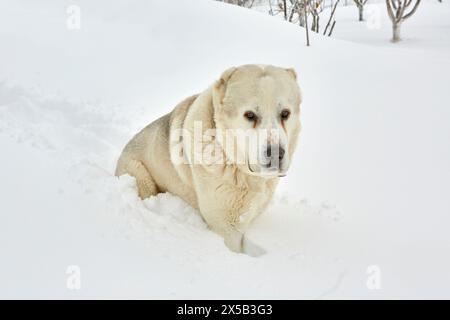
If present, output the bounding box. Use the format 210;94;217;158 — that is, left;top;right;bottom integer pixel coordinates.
116;64;302;256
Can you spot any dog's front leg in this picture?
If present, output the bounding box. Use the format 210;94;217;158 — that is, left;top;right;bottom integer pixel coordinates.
225;228;266;258
200;207;266;257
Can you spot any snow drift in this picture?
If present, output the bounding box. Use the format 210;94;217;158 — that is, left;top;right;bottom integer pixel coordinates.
0;0;449;298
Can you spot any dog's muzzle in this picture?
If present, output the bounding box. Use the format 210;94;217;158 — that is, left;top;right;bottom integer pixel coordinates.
261;144;285;170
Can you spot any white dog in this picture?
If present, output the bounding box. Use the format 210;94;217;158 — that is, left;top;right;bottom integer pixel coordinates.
116;64;302;256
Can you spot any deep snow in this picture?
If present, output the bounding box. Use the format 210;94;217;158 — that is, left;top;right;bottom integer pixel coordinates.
0;0;449;298
330;1;450;51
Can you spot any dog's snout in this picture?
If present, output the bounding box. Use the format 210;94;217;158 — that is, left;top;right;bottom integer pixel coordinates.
278;147;285;161
264;145;285;168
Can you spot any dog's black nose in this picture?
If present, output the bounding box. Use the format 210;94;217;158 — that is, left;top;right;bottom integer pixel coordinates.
265;145;285;167
278;146;285;161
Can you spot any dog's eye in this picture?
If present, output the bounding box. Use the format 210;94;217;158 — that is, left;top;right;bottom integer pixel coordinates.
281;109;291;120
244;111;257;121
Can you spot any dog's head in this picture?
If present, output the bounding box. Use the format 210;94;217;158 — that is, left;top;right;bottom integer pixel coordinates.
212;64;302;178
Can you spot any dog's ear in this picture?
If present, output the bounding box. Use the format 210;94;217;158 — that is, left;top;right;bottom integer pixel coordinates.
213;67;237;107
285;68;297;80
218;67;238;85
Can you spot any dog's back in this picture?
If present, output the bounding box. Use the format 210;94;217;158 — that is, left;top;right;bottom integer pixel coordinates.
115;94;199;207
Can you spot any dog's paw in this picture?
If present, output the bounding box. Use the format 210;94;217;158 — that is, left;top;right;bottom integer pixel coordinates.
224;233;243;254
242;236;266;257
224;233;266;257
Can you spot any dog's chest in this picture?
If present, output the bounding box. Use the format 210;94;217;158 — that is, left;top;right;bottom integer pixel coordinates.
219;178;276;225
239;189;270;222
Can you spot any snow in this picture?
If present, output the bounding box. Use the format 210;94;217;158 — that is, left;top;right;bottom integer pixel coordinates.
0;0;449;298
330;1;450;51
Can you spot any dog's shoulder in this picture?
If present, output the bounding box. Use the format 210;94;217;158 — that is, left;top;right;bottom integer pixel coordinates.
168;94;199;131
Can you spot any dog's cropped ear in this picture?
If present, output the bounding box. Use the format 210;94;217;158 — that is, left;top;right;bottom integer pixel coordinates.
213;67;237;107
285;68;297;80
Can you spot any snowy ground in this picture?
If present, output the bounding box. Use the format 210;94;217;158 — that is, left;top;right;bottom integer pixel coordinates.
331;1;450;51
0;0;449;299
